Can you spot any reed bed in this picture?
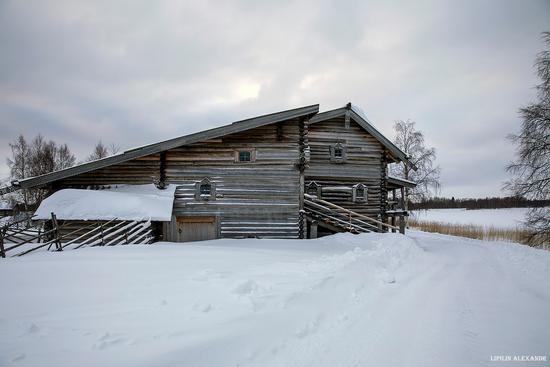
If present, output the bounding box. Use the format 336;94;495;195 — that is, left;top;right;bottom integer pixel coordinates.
408;219;531;244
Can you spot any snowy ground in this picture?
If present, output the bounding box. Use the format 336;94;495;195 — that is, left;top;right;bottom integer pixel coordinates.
411;208;532;228
1;232;549;367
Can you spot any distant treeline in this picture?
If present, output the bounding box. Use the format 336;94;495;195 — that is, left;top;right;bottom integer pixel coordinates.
410;196;550;210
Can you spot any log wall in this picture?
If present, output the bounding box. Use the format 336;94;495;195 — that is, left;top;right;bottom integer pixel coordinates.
56;119;302;240
305;116;388;219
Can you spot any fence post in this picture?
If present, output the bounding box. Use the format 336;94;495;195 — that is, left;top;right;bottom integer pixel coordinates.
51;212;62;251
399;215;405;234
0;228;5;258
310;220;318;239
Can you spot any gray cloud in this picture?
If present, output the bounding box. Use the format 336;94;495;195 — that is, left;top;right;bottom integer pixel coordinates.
0;0;548;197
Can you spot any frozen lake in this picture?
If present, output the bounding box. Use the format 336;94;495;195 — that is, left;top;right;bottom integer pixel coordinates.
410;208;532;229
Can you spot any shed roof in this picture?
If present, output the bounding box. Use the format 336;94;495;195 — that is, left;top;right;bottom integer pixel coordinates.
5;104;319;192
387;176;417;189
34;184;176;221
308;103;417;170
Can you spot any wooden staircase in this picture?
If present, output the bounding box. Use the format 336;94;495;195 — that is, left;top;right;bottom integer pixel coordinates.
303;194;399;237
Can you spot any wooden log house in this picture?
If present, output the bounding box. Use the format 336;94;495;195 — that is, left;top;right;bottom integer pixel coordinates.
3;103;416;242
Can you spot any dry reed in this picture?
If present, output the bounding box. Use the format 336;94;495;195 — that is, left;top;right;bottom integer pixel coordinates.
408;219;531;244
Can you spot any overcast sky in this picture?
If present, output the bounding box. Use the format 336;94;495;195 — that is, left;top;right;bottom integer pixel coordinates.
0;0;548;197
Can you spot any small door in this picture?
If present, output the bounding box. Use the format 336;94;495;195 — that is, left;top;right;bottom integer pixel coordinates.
176;216;218;242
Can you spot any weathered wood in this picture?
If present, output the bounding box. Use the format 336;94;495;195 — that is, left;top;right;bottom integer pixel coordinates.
310;220;318;239
15;105;319;190
399;215;405;234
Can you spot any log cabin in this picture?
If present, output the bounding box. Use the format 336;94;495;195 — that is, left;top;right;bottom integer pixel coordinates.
2;103;416;244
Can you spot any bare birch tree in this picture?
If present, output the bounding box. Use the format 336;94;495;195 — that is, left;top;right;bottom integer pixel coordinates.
87;141;109;161
86;141;121;162
391;119;441;204
505;32;550;245
6;134;76;208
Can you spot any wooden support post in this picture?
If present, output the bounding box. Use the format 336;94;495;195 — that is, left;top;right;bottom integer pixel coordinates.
0;228;5;258
100;223;104;246
391;189;397;233
297;116;308;240
310;220;318;239
399;215;405;234
159;151;167;189
51;213;62;251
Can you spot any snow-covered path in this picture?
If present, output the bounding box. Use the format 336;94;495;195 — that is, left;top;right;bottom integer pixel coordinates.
0;231;548;366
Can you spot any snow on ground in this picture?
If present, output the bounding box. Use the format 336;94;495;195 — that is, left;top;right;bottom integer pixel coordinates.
0;232;549;367
411;208;534;228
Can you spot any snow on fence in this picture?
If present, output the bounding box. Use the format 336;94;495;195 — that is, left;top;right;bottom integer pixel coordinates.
0;213;153;258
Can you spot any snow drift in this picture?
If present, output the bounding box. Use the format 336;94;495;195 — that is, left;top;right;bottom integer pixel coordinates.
0;232;549;367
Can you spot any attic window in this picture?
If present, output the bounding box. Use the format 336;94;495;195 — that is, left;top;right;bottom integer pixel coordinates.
200;183;211;196
195;178;216;201
239;151;251;162
330;143;347;163
306;181;321;197
235;149;255;163
352;183;368;203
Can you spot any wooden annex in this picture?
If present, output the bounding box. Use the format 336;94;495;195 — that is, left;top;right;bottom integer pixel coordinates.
1;103;416;246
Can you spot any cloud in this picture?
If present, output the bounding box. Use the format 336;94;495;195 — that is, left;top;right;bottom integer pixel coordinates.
0;0;549;197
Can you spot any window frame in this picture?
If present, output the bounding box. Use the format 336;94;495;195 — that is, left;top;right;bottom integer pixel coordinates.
306;181;322;197
352;183;368;203
234;148;256;163
329;143;347;163
195;178;216;201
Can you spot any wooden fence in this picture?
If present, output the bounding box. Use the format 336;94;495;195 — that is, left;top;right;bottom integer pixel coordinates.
0;213;153;258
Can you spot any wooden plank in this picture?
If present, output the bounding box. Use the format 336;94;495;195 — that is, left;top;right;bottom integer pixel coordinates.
177;216;216;223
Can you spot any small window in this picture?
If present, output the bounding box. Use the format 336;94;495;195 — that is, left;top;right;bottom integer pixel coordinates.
200;183;211;196
353;183;367;203
330;143;347;163
235;149;255;163
306;181;321;197
195;178;216;201
239;151;251;162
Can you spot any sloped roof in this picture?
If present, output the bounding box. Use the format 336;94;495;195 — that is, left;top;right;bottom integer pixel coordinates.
34;184;176;221
6;104;319;191
308;103;417;170
387;176;417;189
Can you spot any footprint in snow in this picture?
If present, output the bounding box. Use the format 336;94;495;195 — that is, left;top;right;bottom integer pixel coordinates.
11;353;26;362
92;332;126;350
376;271;396;284
295;316;322;338
192;303;212;313
28;323;40;334
232;279;259;296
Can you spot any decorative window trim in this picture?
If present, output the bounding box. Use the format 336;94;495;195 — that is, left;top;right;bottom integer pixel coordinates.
195;178;216;201
352;183;368;203
234;148;256;163
306;181;322;197
329;143;347;163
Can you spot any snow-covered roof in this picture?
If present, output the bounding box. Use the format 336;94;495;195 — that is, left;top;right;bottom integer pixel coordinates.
34;184;176;221
387;175;417;189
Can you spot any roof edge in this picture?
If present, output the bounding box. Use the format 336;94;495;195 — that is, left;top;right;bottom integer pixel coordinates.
308;104;418;170
15;104;319;190
387;175;417;189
